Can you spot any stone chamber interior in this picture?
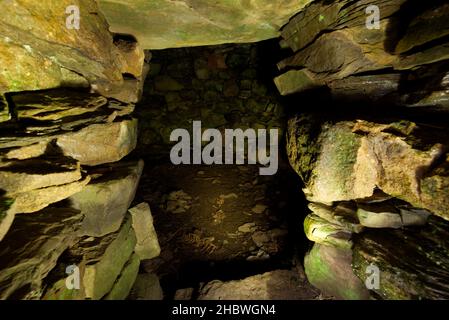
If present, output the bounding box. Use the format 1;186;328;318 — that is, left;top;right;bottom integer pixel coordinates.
1;0;449;301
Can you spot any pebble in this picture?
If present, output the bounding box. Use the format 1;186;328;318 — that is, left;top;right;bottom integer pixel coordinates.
252;204;267;214
238;222;256;233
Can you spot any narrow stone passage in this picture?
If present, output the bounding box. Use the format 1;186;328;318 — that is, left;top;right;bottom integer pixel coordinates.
133;158;320;299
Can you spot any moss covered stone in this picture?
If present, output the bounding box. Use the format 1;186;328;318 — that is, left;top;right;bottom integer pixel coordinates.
104;254;140;300
304;243;370;300
304;214;352;250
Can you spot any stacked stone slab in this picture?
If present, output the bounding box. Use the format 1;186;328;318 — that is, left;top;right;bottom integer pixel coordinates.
0;86;159;299
275;0;449;300
275;0;449;109
0;3;153;298
41;203;161;300
287;114;449;299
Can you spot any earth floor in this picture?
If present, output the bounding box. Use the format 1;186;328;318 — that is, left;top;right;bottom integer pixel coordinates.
133;156;326;299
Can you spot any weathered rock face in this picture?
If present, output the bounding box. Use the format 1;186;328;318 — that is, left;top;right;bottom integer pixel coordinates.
276;0;449;109
70;160;144;237
97;0;313;49
352;215;449;300
287;115;449;221
288;113;449;299
0;0;148;103
0;207;83;299
0;86;147;301
0;1;155;301
280;2;449;299
0;90;139;242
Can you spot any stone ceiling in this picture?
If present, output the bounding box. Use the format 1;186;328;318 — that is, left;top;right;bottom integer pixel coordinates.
97;0;313;49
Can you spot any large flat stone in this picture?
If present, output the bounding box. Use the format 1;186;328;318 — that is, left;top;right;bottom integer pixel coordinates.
56;119;138;166
198;269;320;300
129;202;160;260
0;157;82;195
104;253;140;300
287;115;449;221
12;90;108;122
70;160;144;237
97;0;314;49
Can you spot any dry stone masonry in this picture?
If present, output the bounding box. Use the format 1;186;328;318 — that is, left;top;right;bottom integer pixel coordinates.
282;0;449;300
1;0;449;301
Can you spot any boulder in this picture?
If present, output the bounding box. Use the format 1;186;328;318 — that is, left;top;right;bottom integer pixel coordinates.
304;243;370;300
287;115;449;221
198;269;320;300
0;207;83;299
70;160;144;237
129;203;161;260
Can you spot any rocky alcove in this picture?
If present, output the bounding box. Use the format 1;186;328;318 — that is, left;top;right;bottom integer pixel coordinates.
1;0;449;301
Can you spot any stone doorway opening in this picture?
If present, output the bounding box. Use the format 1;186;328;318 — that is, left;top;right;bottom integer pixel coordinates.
130;41;322;300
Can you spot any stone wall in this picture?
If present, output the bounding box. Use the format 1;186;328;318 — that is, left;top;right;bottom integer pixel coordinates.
282;0;449;300
0;1;160;300
0;88;161;299
136;43;285;155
